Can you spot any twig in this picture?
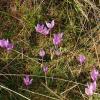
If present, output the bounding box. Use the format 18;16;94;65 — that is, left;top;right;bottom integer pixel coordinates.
0;84;30;100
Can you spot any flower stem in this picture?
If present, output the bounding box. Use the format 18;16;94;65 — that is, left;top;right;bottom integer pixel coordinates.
45;73;47;86
89;96;92;100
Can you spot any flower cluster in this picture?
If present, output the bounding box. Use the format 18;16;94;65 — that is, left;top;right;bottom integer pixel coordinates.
85;67;99;96
36;20;64;75
35;20;54;36
35;20;63;48
38;49;48;74
35;24;50;35
0;39;13;51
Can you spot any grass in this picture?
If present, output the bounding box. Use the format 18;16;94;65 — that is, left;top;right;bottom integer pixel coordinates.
0;0;100;100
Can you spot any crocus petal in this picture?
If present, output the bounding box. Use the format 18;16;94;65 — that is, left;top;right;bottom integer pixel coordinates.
51;20;55;28
90;68;99;81
77;55;86;64
23;78;29;86
55;50;61;56
92;81;96;91
6;44;13;51
35;24;44;33
23;75;32;86
29;79;33;85
4;39;9;48
53;34;61;45
43;66;48;73
39;49;45;57
46;22;51;28
46;20;55;29
85;87;93;96
58;32;63;38
85;81;97;96
42;27;50;35
0;39;5;47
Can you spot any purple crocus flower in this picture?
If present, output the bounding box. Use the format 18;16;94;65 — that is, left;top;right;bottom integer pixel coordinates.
42;26;50;35
77;55;86;65
90;68;99;81
85;81;96;96
53;33;63;46
0;39;13;51
43;66;48;74
0;39;5;48
35;24;50;35
46;20;55;29
35;24;44;33
23;75;33;86
39;49;45;58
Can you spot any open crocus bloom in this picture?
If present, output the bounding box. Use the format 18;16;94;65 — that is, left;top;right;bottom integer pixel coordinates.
35;24;50;35
53;33;63;46
0;39;13;51
85;81;96;96
35;24;44;33
46;20;55;29
90;68;99;81
23;75;33;86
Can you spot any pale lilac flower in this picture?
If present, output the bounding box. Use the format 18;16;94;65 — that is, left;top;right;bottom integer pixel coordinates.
53;33;63;46
46;20;55;29
43;66;48;74
35;24;44;33
0;39;13;51
35;24;50;35
23;75;33;86
42;26;50;35
0;39;5;48
85;81;96;96
39;49;45;58
77;55;86;65
90;68;99;81
55;50;62;56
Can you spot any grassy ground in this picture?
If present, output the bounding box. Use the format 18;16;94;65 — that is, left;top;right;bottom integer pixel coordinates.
0;0;100;100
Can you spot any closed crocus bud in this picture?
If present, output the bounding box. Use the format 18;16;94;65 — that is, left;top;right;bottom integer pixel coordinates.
55;50;62;56
90;68;99;81
39;49;45;58
46;20;55;29
77;54;86;65
23;75;33;86
53;33;63;46
43;66;48;74
85;81;96;96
